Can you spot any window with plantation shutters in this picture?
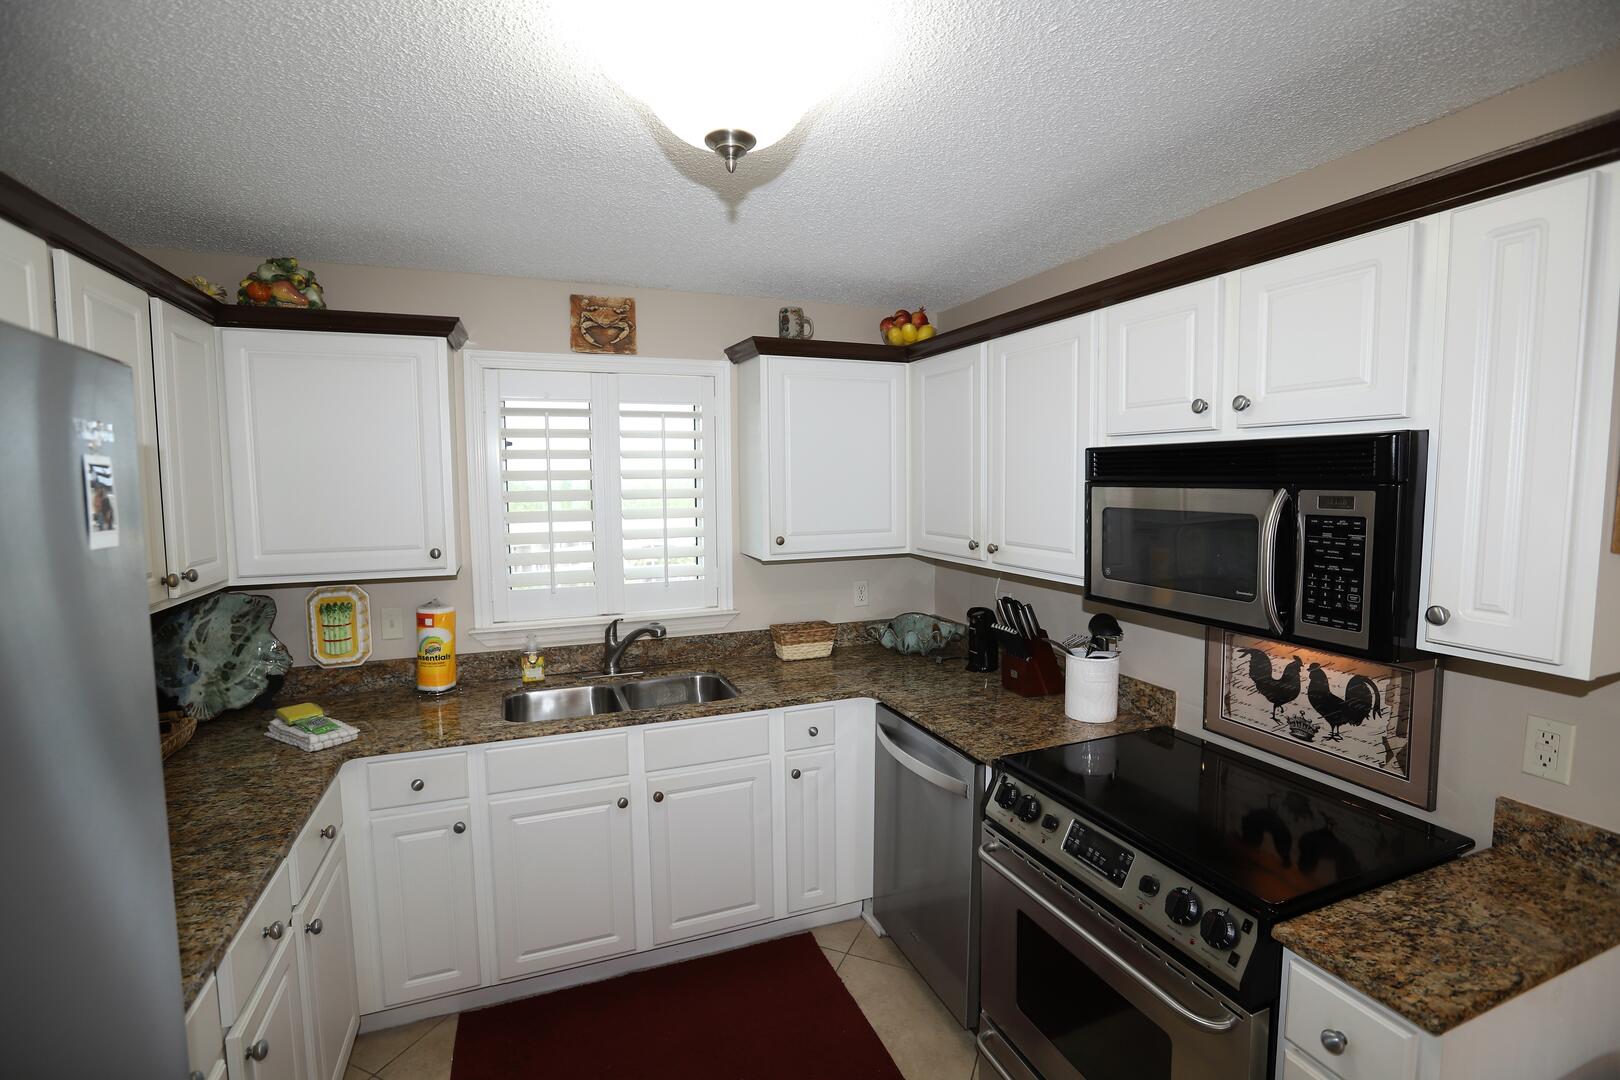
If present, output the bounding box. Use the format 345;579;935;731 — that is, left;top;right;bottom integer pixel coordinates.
472;359;728;634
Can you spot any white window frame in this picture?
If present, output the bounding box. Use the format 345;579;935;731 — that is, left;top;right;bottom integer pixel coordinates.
464;350;736;646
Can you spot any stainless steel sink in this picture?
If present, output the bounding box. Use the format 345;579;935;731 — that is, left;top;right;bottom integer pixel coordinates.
615;673;741;711
502;673;741;722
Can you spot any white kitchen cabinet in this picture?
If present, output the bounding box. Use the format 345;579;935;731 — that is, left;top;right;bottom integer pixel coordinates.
295;836;358;1080
487;779;637;980
225;935;309;1080
987;314;1096;581
368;803;481;1006
1421;171;1620;678
151;300;229;601
1233;223;1417;428
1102;277;1222;436
784;748;837;914
186;975;228;1080
0;216;53;334
220;329;455;582
646;758;774;944
910;344;986;562
739;354;908;559
52;250;168;604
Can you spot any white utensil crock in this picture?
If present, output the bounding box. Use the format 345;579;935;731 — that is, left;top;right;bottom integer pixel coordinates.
1065;650;1120;724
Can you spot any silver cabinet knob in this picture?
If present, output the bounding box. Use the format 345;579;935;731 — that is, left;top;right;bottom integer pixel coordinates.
775;536;785;546
968;540;980;551
1232;394;1252;411
1190;398;1209;414
410;778;425;791
162;572;181;588
807;726;818;737
653;791;665;803
430;547;442;559
182;568;199;582
452;821;466;834
261;920;284;940
1320;1029;1348;1055
304;918;323;935
987;543;999;554
1425;605;1450;626
320;824;336;840
191;1071;207;1080
244;1038;270;1062
791;768;802;780
617;797;629;809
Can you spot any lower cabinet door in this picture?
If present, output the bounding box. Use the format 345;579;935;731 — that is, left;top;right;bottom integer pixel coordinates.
226;936;309;1080
488;780;637;980
784;749;838;914
369;804;481;1006
647;759;774;944
1281;1042;1339;1080
296;837;359;1080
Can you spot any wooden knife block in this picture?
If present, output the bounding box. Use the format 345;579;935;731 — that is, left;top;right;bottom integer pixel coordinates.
1000;644;1065;697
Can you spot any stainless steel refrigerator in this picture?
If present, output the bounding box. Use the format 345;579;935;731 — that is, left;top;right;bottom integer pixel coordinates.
0;321;188;1076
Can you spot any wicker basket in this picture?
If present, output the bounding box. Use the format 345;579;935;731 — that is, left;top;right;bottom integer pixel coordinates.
159;709;197;760
770;620;837;661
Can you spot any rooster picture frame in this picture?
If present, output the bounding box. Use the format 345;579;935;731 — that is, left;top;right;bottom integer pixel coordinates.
1203;629;1442;809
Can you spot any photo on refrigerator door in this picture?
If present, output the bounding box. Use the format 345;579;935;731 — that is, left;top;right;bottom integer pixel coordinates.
81;453;119;549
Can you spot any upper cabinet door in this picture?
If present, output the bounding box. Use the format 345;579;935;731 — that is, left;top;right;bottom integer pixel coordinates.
1233;223;1416;428
988;315;1095;581
221;330;455;581
910;344;986;562
765;357;907;556
1422;174;1594;667
151;301;229;600
1102;278;1221;436
52;250;168;605
0;218;54;335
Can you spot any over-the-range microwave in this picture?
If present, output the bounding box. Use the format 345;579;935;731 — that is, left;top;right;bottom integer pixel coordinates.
1084;431;1428;660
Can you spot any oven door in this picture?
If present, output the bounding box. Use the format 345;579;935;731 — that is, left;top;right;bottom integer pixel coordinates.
977;834;1268;1080
1088;485;1289;636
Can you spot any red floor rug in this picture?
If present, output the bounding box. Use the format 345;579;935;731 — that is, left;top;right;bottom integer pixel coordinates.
450;932;905;1079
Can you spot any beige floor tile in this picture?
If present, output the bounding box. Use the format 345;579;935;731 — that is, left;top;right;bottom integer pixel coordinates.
820;945;846;969
349;1016;442;1075
810;918;863;953
378;1014;457;1080
838;954;976;1080
345;1067;377;1080
848;922;911;968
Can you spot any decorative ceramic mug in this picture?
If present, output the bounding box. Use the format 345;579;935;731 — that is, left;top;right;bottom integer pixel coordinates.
778;307;815;339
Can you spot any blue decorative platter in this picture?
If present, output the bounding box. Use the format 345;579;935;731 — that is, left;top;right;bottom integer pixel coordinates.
153;593;293;720
866;613;966;656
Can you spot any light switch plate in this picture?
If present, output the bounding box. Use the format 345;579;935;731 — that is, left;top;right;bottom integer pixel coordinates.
1522;715;1575;784
380;607;404;640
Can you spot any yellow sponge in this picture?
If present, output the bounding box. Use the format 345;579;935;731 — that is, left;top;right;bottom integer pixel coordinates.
275;702;326;724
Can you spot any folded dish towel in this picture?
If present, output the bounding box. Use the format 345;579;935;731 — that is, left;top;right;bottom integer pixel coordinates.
266;714;359;752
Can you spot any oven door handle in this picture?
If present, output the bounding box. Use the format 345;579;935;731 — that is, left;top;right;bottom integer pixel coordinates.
876;723;971;799
1258;487;1289;635
978;842;1241;1034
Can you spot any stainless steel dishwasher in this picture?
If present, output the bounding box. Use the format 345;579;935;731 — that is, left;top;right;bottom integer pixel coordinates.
872;705;984;1029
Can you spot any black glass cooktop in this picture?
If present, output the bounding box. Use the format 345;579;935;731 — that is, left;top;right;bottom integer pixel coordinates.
997;728;1472;919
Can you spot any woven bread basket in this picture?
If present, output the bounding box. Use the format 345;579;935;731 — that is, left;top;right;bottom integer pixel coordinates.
770;620;837;661
159;709;197;760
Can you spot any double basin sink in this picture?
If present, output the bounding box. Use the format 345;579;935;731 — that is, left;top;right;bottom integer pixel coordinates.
503;673;741;724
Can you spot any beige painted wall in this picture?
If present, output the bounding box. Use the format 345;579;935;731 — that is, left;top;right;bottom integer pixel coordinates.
933;47;1620;846
142;247;933;665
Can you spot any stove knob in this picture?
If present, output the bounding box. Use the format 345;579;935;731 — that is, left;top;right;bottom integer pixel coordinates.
1200;909;1240;951
1015;795;1043;823
1138;875;1161;897
995;781;1021;809
1165;886;1202;927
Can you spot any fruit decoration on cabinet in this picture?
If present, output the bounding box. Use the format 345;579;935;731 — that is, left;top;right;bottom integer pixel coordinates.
880;307;937;345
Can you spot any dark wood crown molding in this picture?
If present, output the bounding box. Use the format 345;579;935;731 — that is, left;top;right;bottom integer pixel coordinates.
0;172;468;348
724;336;900;364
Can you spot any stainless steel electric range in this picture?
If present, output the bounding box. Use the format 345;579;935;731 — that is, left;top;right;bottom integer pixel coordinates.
976;728;1472;1080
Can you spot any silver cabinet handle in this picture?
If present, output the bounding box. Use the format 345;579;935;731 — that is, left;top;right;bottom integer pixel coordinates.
162;572;181;588
1232;394;1252;411
320;824;336;840
453;821;466;834
968;540;980;551
617;797;629;809
987;543;999;554
791;768;802;779
261;920;284;940
774;536;785;546
244;1038;270;1062
807;726;818;737
410;778;425;791
1320;1029;1348;1055
430;547;442;559
304;918;323;935
182;568;199;582
1425;605;1450;626
1190;398;1209;414
653;791;665;803
875;724;969;799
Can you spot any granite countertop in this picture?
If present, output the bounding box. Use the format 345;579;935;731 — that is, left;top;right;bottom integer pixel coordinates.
1273;798;1620;1036
164;636;1175;1008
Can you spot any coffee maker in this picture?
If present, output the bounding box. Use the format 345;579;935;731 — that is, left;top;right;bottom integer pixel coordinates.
965;607;998;672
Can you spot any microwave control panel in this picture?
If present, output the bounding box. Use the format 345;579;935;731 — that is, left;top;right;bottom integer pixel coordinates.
1295;489;1375;650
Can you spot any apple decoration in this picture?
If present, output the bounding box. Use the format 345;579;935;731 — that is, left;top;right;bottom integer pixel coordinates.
881;306;936;345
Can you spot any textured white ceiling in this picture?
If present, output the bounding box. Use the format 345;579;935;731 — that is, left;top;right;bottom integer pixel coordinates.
2;1;1618;311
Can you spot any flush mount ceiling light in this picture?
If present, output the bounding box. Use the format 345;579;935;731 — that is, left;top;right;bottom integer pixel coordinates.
550;0;886;172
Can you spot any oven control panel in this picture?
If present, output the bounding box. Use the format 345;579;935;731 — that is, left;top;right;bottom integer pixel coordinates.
986;772;1261;988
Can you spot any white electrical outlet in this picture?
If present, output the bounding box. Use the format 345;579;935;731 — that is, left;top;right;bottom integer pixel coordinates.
380;607;404;640
1522;715;1575;784
853;580;870;608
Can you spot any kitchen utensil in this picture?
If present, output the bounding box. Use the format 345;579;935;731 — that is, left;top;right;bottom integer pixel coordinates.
1027;603;1047;640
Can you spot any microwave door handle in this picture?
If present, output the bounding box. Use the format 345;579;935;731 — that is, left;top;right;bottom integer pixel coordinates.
1258;488;1289;635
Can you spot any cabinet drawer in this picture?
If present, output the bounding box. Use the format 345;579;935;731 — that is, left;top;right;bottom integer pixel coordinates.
1281;1042;1337;1080
290;780;343;904
485;732;630;795
220;859;292;1027
367;751;469;810
643;712;770;772
784;704;836;751
1284;957;1418;1080
185;975;225;1080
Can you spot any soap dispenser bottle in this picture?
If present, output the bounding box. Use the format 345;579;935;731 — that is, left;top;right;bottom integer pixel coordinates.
520;634;545;683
